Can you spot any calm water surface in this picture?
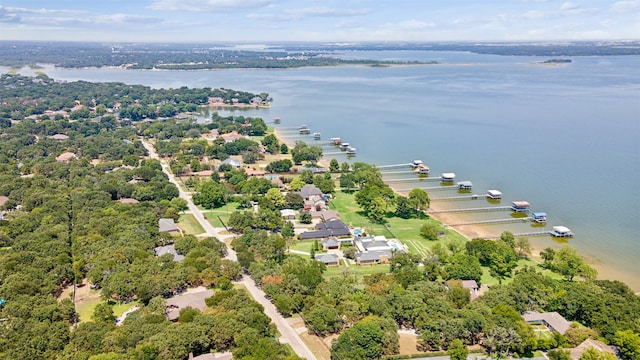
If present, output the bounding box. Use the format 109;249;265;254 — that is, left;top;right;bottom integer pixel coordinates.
22;51;640;288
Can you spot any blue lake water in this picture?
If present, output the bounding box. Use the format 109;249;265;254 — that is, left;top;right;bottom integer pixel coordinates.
12;50;639;288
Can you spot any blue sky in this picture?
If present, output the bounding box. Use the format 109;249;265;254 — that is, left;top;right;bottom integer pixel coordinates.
1;0;638;42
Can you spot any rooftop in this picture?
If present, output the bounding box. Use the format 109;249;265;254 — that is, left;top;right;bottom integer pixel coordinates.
522;311;571;334
165;289;214;321
154;244;185;262
159;218;179;233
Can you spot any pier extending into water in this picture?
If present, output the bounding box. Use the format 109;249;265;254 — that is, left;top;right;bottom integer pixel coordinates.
431;194;489;201
383;177;442;182
428;205;512;214
378;163;412;168
446;217;532;226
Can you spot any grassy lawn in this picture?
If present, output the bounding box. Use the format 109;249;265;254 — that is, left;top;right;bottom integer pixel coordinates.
202;202;245;227
329;191;467;254
112;301;140;318
76;296;102;323
291;240;315;253
324;263;390;286
178;213;205;235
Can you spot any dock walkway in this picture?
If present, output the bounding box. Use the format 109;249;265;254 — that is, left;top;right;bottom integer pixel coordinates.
447;217;532;226
428;205;512;214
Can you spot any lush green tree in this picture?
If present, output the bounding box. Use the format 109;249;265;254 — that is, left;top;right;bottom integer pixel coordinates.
329;158;339;172
613;330;640;360
92;303;116;324
192;181;227;208
549;349;572;360
448;339;469;360
368;196;388;223
408;188;430;211
444;253;483;283
265;159;293;173
289;177;305;192
394;195;414;219
304;302;343;336
284;192;304;209
579;348;618;360
331;318;385;360
299;211;312;224
419;222;439;240
261;133;279;154
263;188;286;209
279;143;289;154
553;246;598;281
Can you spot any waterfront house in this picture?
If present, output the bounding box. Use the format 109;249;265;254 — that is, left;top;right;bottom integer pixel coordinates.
522;311;571;334
487;190;502;199
159;218;180;233
457;181;473;191
441;173;456;182
511;201;531;213
315;253;340;266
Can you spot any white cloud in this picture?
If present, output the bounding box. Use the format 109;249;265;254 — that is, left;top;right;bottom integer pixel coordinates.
396;20;436;30
286;7;372;18
2;6;85;15
560;2;580;11
148;0;270;12
611;0;640;12
94;14;160;24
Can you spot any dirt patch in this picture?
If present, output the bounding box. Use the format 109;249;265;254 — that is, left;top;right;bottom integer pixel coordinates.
57;279;100;303
399;332;419;355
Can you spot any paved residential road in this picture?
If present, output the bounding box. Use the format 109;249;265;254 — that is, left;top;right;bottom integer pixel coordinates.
141;138;317;360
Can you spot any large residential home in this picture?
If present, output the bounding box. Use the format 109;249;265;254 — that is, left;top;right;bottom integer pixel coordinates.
353;235;407;265
300;219;350;240
522;311;571;335
321;238;341;250
311;210;340;221
305;194;328;211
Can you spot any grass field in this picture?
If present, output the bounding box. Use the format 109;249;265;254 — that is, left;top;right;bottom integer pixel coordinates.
178;213;205;235
323;263;390;286
202;202;244;227
291;240;315;253
329;191;467;254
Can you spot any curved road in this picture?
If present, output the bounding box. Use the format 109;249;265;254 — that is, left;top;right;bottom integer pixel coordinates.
141;138;317;360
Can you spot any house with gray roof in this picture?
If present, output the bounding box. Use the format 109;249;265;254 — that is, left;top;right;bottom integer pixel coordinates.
522;311;571;334
300;185;324;200
321;238;340;250
159;218;180;233
300;219;350;240
315;253;340;266
165;289;214;321
311;209;340;221
154;244;185;262
355;250;392;265
569;339;617;360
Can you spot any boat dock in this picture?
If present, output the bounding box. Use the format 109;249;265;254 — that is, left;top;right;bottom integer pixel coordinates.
431;194;488;201
378;163;413;168
446;217;532;226
428;205;512;214
383;177;442;183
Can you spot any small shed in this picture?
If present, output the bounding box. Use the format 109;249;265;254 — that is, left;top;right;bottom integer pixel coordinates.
55;152;77;163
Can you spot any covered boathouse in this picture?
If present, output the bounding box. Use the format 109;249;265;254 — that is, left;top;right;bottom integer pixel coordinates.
550;226;574;237
511;201;531;213
457;181;473;191
486;190;502;199
441;172;456;182
532;212;548;224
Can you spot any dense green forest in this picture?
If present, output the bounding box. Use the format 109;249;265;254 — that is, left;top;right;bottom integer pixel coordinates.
0;74;638;360
0;41;426;69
